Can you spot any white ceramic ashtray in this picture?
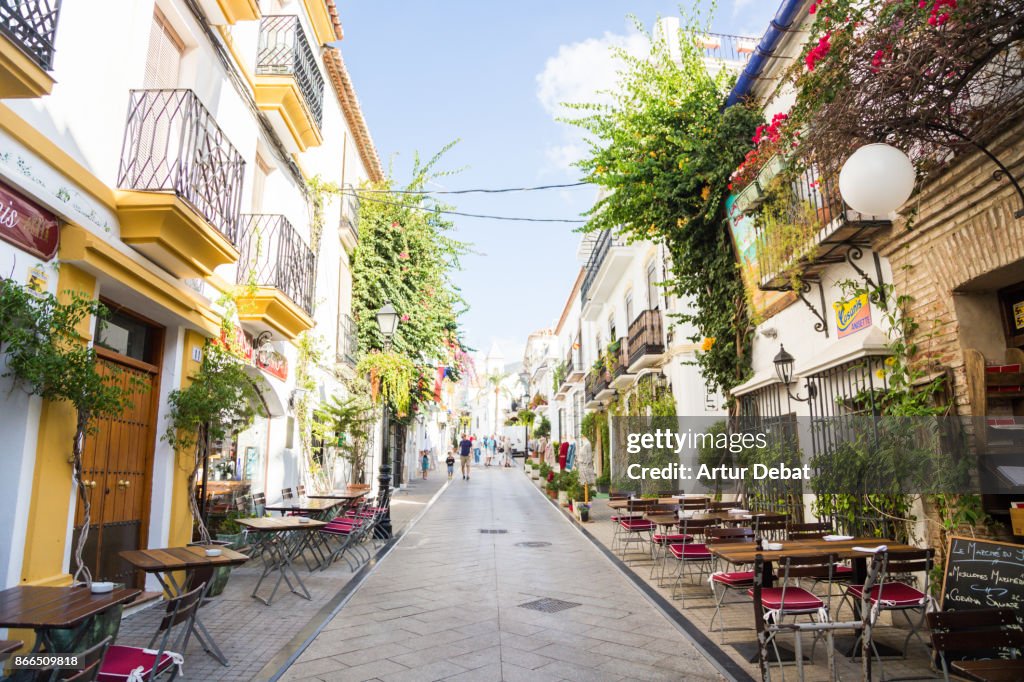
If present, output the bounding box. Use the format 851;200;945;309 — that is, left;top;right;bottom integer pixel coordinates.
823;535;854;542
204;548;222;557
297;517;311;524
90;581;114;594
678;510;694;519
727;508;750;514
764;542;783;551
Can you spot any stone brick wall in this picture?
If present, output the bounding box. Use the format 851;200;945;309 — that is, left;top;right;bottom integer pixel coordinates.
873;121;1024;418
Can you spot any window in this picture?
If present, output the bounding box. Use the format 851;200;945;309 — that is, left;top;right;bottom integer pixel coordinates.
607;314;616;344
144;9;184;89
96;309;159;364
646;260;659;310
250;154;271;212
625;291;634;326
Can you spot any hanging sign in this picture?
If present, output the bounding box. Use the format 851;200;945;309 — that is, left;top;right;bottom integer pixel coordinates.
0;179;59;260
834;293;872;338
217;327;288;381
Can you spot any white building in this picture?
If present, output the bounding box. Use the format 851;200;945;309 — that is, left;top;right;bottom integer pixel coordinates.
0;0;381;589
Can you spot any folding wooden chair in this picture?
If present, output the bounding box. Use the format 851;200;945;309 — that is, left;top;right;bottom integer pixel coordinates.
97;584;205;682
753;516;788;541
707;527;755;639
49;636;111;681
786;521;833;540
667;517;719;601
614;499;657;562
927;607;1024;682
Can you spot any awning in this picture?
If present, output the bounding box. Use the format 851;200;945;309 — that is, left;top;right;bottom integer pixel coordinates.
731;369;780;397
793;326;890;378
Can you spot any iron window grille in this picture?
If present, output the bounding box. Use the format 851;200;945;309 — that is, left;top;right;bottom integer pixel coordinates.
257;15;324;130
737;385;802;520
694;32;756;65
118;89;245;246
627;309;665;366
338;313;357;366
0;0;61;70
580;229;627;304
236;214;315;316
340;184;359;238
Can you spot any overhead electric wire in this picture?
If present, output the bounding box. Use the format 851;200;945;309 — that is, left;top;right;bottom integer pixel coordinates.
352;181;588;196
339;188;587;224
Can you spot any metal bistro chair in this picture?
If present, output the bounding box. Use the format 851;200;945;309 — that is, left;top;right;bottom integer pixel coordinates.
707;527;756;640
96;583;206;682
667;517;719;602
295;484;306;497
753;516;788;542
927;607;1024;682
645;504;683;582
47;636;111;681
751;553;835;680
614;499;657;562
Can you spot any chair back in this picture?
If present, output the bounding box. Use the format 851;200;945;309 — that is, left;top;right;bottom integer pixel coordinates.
927;607;1024;676
876;548;934;602
281;488;294;500
54;636;111;681
252;491;266;516
679;517;719;540
234;495;250;515
681;499;708;510
753;516;788;540
609;490;636;501
656;490;685;498
787;521;832;540
626;499;657;514
296;484;306;497
706;500;734;512
645;503;679;516
776;553;837;614
157;583;206;634
707;527;754;545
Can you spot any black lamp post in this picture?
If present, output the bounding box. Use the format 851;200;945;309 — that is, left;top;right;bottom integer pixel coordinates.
519;369;530;462
773;344;816;402
374;301;400;539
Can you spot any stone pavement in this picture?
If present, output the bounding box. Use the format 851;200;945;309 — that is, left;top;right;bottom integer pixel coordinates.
280;462;725;682
115;472;449;682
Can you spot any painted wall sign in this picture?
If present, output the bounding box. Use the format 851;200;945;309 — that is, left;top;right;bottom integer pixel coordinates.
218;325;289;381
834;293;872;338
0;179;59;260
1013;300;1024;331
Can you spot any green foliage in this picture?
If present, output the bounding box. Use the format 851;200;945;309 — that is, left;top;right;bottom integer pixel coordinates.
566;16;762;394
0;279;136;583
534;415;551;438
516;409;536;428
316;383;374;484
357;351;415;416
551;361;567;393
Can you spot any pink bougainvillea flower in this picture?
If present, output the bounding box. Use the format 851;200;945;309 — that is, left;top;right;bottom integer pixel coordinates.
401;314;410;322
391;221;400;228
398;251;409;260
809;3;817;14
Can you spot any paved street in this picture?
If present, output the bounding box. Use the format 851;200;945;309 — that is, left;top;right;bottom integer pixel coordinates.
281;463;724;682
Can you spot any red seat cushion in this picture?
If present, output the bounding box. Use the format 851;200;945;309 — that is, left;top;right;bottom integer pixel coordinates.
653;533;692;544
712;570;755;586
748;587;823;612
668;543;712;559
846;582;924;607
97;645;178;681
619;518;655;531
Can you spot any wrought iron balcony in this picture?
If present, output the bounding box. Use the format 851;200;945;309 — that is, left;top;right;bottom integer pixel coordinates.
628;310;665;370
338;313;357;366
564;344;583;384
118;89;245;245
580;229;632;319
237;214;315;316
609;338;633;389
1;0;61;70
257;15;324;130
752;159;890;292
694;32;757;66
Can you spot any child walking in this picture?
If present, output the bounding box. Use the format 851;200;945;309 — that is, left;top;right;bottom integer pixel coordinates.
421;452;429;480
445;451;455;480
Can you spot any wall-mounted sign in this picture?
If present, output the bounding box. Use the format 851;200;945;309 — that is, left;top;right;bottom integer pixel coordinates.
27;264;48;292
834;293;872;338
217;326;289;381
1013;300;1024;331
0;179;59;260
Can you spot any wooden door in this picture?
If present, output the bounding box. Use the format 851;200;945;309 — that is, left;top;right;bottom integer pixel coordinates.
73;354;160;586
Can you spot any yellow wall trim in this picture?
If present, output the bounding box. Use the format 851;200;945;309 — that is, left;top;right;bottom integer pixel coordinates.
237;286;314;340
60;224;221;336
215;25;255;90
301;0;337;45
0;34;55;99
218;0;261;24
254;75;324;152
0;103;116;211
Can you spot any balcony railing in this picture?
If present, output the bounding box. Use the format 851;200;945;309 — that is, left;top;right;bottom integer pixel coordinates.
340;183;359;238
694;32;757;65
564;344;582;381
628;310;665;367
584;368;610;404
118;89;245;244
338;313;357;366
237;214;315;315
1;0;61;70
610;338;629;379
753;159;890;291
581;229;628;304
257;15;324;130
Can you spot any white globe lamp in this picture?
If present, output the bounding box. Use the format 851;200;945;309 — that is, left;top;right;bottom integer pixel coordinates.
839;143;916;217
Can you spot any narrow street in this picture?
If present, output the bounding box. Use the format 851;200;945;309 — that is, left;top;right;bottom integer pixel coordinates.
281;464;724;682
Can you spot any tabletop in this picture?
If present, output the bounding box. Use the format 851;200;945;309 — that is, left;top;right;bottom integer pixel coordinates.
0;640;23;657
0;585;140;630
120;545;250;572
710;537;918;564
264;498;342;513
237;517;327;532
305;490;369;500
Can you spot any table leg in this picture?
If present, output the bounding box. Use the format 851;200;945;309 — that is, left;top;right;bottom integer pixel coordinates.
155;570;229;666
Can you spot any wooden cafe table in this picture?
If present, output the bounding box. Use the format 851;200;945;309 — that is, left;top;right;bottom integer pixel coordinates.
120;545;249;666
236;517;326;605
264;497;343;521
0;584;140;654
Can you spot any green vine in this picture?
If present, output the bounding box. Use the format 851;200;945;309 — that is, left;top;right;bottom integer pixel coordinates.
357;351;415;417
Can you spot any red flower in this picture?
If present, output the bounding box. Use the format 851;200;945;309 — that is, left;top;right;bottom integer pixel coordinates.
398;251;410;260
401;314;410;322
809;3;817;14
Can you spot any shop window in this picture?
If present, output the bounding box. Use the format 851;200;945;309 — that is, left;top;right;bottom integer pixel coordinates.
96;308;158;364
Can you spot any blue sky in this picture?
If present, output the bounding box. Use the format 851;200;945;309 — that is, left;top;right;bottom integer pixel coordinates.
337;1;779;363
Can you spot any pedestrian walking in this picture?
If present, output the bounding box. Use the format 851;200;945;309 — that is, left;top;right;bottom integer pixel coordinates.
484;434;493;467
472;434;481;464
502;436;513;467
421;452;429;480
459;434;473;481
445;451;455;480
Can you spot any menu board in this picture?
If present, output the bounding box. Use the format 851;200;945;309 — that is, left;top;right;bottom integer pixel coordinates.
941;536;1024;617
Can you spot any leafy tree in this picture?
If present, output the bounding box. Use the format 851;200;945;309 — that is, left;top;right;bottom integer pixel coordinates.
316;385;375;484
566;16;762;395
0;279;134;584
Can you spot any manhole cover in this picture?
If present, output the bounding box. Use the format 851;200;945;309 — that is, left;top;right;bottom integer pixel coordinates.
479;529;508;534
518;597;581;613
515;541;551;548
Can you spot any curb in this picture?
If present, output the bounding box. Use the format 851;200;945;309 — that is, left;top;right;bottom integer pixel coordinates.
257;479;453;681
524;471;754;682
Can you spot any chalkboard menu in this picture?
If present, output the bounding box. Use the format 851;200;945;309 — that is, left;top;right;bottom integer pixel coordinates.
941;536;1024;616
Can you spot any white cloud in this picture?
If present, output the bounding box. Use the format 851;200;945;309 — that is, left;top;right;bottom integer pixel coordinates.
536;30;648;176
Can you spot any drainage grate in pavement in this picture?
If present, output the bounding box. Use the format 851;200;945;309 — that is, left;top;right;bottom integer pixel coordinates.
479;529;508;534
515;541;552;548
518;597;581;613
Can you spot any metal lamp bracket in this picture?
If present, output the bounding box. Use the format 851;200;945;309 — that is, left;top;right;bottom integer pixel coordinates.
845;246;887;307
797;279;829;338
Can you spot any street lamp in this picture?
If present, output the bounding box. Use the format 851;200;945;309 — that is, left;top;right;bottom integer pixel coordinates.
519;369;530;462
773;344;816;402
375;301;399;539
839;143;916;217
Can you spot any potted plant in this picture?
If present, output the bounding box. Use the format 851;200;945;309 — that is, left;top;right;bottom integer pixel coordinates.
545;474;559;499
215;510;245;548
577;502;591;522
595;472;610;495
